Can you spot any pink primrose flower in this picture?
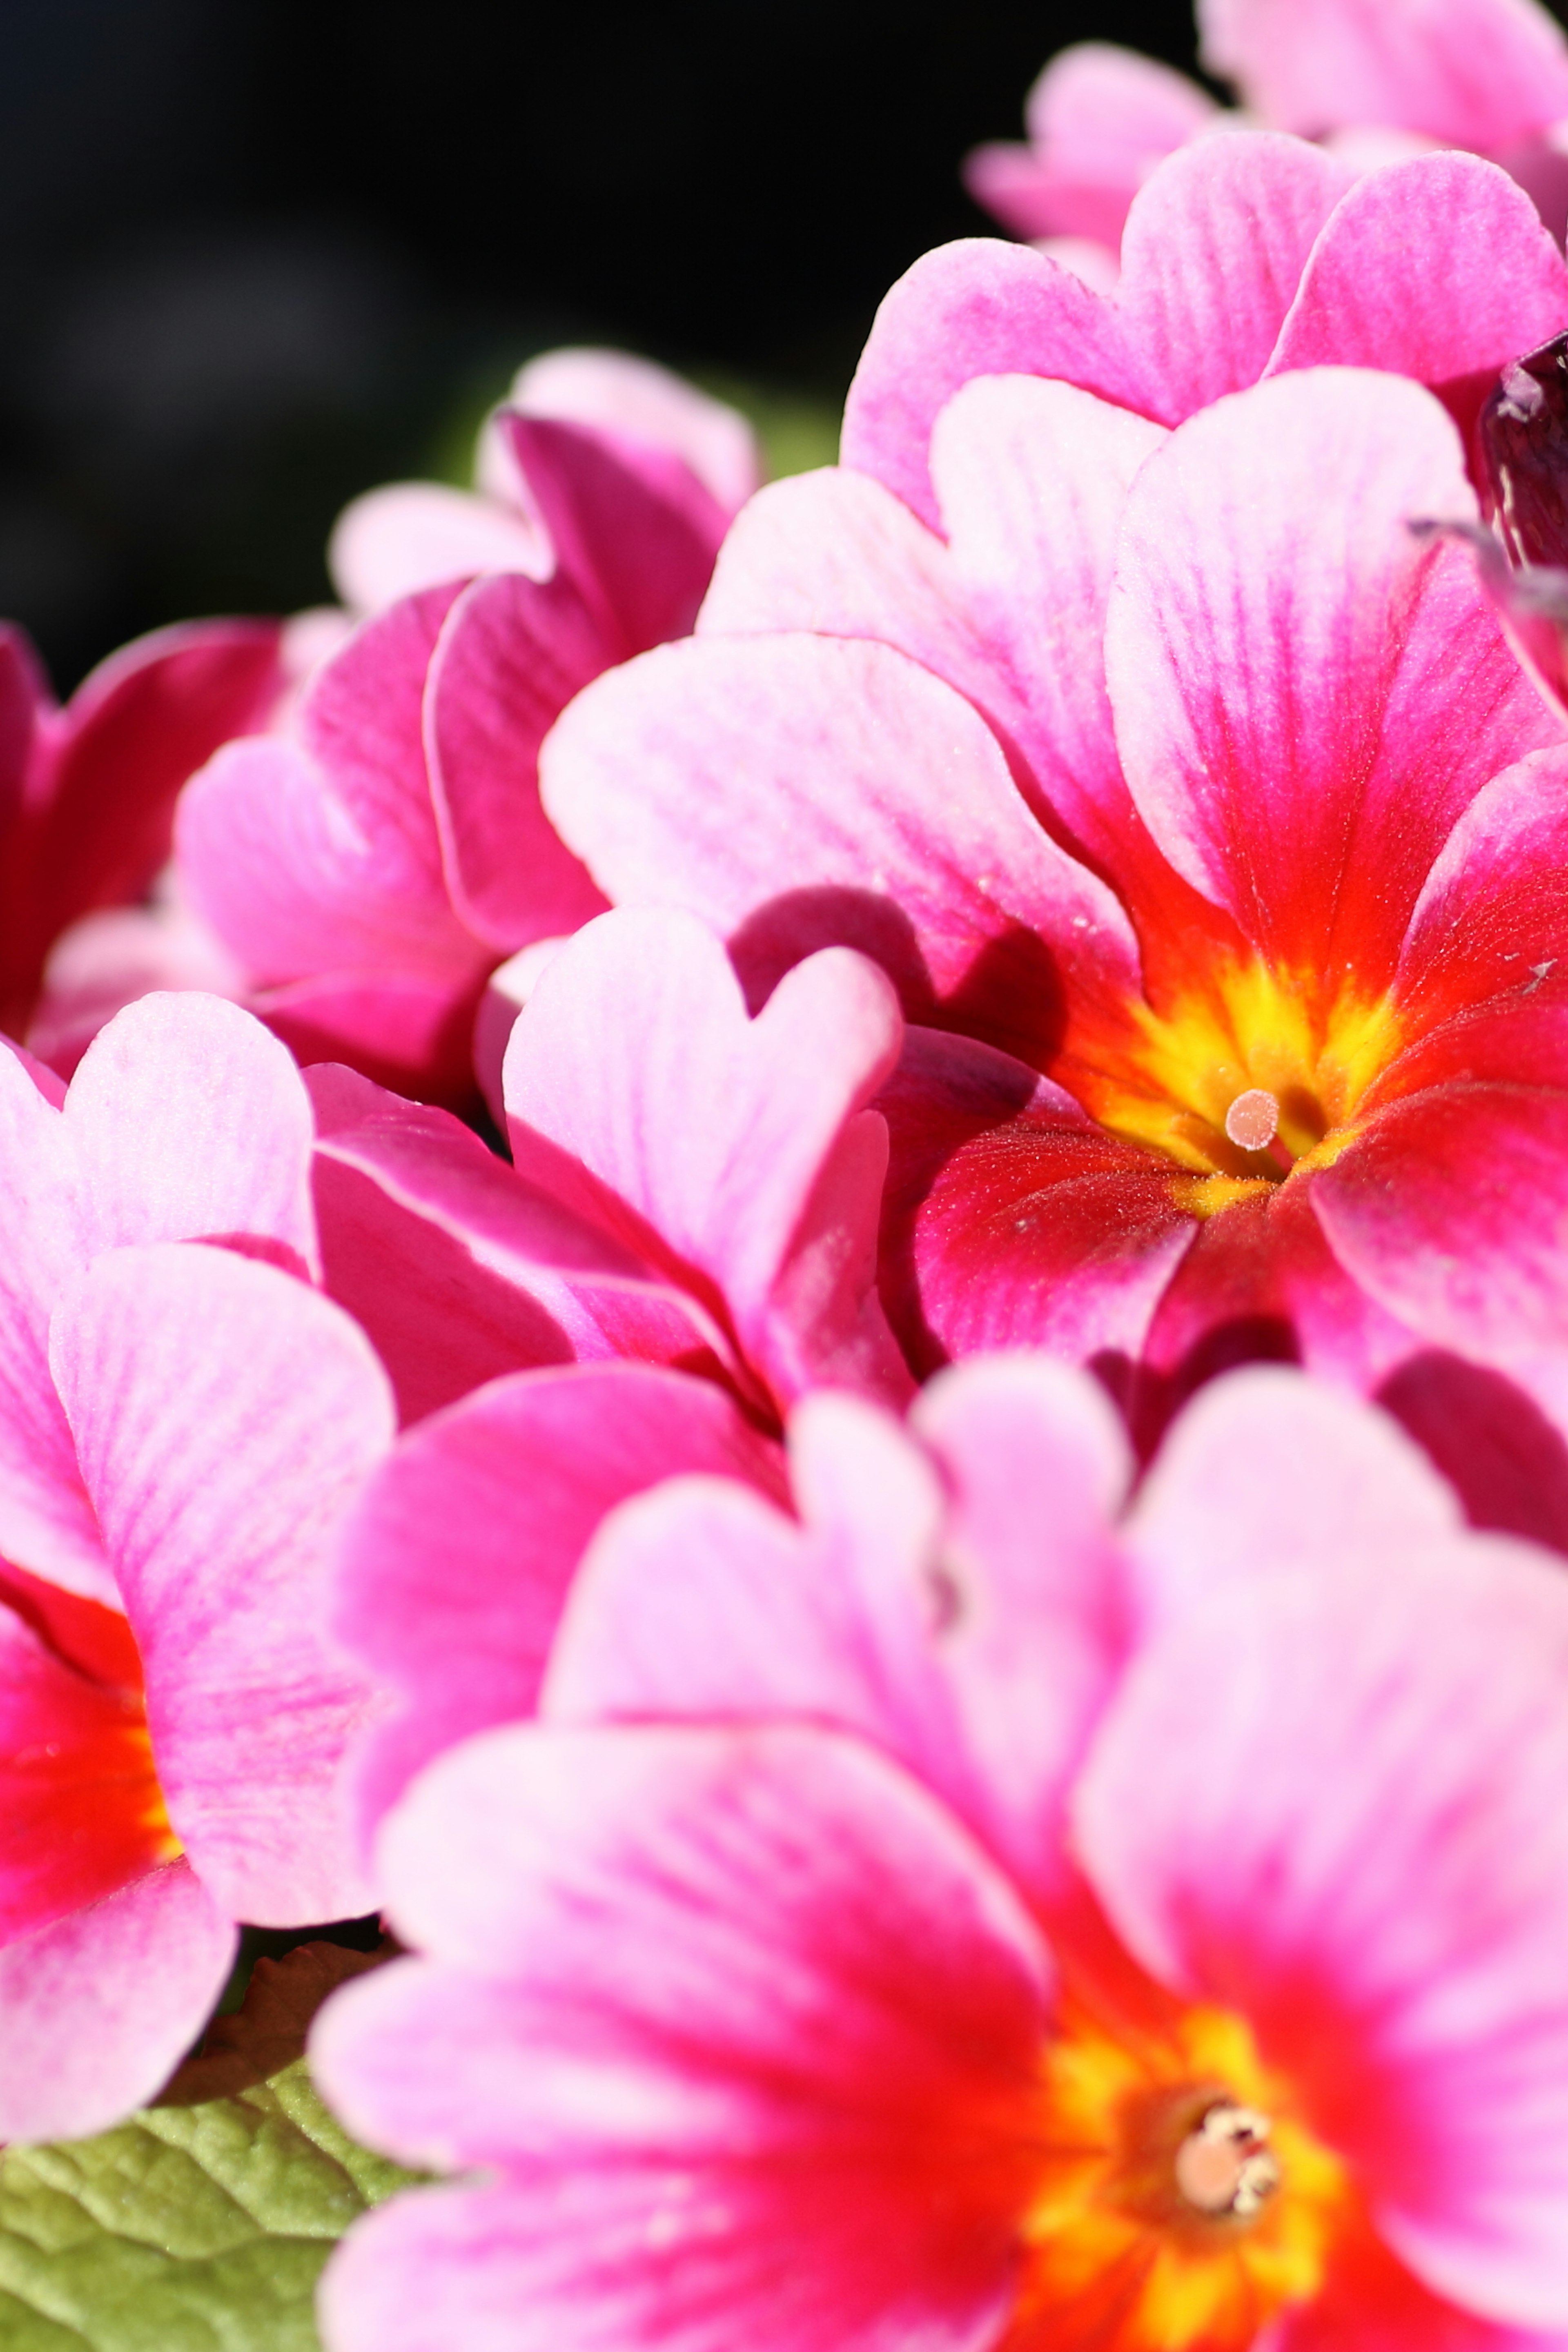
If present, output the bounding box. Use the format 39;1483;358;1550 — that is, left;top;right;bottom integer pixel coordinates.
0;991;395;2140
0;615;282;1064
850;133;1568;532
170;403;744;1102
330;348;759;617
966;0;1568;275
313;1358;1568;2351
539;361;1568;1535
306;904;913;1822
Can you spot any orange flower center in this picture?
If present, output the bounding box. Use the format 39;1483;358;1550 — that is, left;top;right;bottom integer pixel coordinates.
0;1569;182;1940
1003;1991;1353;2352
1063;951;1403;1218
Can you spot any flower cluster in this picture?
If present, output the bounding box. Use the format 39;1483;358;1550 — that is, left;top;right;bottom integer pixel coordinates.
10;5;1568;2350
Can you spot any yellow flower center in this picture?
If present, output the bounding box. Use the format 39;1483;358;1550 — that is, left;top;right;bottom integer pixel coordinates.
1007;1992;1352;2352
1064;952;1402;1217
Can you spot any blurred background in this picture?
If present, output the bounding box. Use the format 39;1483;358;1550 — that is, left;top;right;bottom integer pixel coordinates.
0;0;1208;689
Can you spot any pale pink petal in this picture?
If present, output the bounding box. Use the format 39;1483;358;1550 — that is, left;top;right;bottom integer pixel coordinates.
423;570;611;951
1032;235;1123;293
512;347;762;517
329;483;549;614
50;1243;395;1924
65;991;318;1274
1074;1540;1568;2330
550;1361;1130;1911
541;633;1142;1069
843;134;1348;529
1268;156;1568;405
473;939;566;1127
702;379;1167;889
1024;41;1221;171
27;891;248;1079
340;1362;786;1827
315;1722;1048;2352
1113;132;1354;421
1198;0;1568;146
962;143;1102;245
1105;368;1562;982
502;909;909;1401
0;1044;104;1596
0;1859;235;2143
1127;1365;1462;1629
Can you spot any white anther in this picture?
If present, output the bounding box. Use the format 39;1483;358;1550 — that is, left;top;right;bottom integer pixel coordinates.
1224;1089;1280;1153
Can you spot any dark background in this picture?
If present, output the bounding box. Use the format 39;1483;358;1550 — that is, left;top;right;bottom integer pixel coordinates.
0;0;1206;689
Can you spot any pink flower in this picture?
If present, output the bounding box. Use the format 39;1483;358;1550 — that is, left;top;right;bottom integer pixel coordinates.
0;991;395;2140
307;904;912;1820
172;402;748;1102
852;134;1568;531
967;0;1568;275
314;1358;1568;2351
331;349;759;615
0;615;281;1061
539;362;1568;1533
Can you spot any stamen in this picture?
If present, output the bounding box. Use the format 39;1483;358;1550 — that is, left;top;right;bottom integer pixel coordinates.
1174;2103;1281;2220
1223;1088;1280;1153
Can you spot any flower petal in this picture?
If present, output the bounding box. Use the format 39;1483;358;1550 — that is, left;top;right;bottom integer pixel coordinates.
0;1859;235;2143
541;632;1143;1068
423;570;610;952
315;1721;1049;2352
1106;368;1561;980
1074;1539;1568;2330
338;1361;786;1828
50;1243;395;1924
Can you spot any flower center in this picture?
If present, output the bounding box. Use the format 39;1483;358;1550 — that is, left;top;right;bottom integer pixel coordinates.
0;1570;182;1942
1063;951;1401;1215
1007;1992;1351;2352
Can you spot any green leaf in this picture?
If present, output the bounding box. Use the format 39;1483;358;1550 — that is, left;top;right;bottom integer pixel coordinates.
0;1941;420;2352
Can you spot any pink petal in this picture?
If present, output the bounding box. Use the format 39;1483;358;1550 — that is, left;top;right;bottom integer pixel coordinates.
503;909;910;1402
1127;1364;1462;1631
27;893;249;1080
49;1243;395;1924
1105;368;1561;983
1311;1080;1568;1359
329;483;550;613
339;1361;786;1828
489;412;725;653
306;1065;723;1422
512;347;762;517
702;377;1168;891
0;618;282;1025
1268;155;1568;421
1198;0;1568;147
0;1043;105;1596
0;1859;235;2143
66;991;318;1274
842;134;1349;529
315;1721;1049;2352
256;969;487;1106
541;632;1142;1069
177;584;486;987
1024;41;1220;169
878;1027;1196;1377
552;1362;1130;1912
423;570;611;951
1074;1538;1568;2330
